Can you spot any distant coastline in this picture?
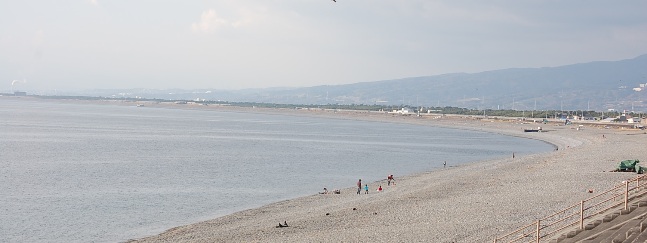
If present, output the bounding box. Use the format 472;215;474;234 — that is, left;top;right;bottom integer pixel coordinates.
2;95;641;131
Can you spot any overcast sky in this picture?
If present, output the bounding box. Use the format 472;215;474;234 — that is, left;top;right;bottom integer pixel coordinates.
2;0;646;92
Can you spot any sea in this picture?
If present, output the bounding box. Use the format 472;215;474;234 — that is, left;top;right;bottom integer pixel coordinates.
0;98;554;243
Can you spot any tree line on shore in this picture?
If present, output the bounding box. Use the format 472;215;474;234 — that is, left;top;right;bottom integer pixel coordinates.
32;94;640;121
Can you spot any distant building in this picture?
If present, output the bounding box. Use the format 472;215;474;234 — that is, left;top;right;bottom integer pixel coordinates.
601;117;616;122
618;113;628;122
391;107;414;114
628;117;640;123
13;91;26;96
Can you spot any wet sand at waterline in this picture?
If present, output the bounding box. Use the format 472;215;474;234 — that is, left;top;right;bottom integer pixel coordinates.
129;106;646;242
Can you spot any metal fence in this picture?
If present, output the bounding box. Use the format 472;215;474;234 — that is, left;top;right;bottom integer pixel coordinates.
494;174;647;243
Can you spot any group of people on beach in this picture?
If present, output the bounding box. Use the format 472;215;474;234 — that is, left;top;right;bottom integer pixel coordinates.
356;176;391;194
319;175;395;195
320;175;395;195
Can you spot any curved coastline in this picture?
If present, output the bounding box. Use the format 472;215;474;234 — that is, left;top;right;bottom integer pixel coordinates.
129;107;647;242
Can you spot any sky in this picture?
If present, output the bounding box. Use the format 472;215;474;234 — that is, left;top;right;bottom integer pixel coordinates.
1;0;647;92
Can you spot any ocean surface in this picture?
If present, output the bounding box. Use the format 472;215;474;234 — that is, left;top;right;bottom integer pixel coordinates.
0;98;554;243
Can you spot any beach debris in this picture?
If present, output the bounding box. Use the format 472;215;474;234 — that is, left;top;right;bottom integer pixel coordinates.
325;213;330;216
352;207;357;211
588;189;594;193
276;221;289;228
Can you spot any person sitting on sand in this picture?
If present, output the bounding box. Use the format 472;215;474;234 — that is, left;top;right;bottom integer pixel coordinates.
320;188;328;194
377;185;382;192
334;189;340;194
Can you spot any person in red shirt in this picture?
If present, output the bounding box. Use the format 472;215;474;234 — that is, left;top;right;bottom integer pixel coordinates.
387;175;395;186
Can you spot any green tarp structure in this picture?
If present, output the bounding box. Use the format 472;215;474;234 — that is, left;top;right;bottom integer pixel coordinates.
617;159;641;173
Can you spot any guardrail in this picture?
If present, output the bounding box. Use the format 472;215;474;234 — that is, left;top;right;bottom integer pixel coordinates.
494;174;647;243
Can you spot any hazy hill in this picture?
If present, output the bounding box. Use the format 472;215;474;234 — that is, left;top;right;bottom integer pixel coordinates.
90;54;647;112
219;54;647;112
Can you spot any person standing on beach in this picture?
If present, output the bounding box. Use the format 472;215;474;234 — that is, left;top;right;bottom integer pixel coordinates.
443;161;446;168
357;179;362;194
364;184;369;194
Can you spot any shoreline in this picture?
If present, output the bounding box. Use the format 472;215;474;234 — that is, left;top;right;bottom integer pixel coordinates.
123;101;646;242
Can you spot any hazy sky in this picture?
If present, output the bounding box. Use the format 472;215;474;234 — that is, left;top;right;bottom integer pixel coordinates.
2;0;647;91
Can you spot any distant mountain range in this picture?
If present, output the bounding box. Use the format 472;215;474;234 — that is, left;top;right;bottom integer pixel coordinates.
86;54;647;112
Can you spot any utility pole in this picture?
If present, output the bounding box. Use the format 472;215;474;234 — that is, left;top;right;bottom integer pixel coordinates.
512;98;515;110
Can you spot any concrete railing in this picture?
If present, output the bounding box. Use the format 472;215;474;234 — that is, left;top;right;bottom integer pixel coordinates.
494;174;647;243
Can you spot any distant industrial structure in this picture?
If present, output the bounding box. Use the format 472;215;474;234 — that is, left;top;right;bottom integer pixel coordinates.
633;83;647;92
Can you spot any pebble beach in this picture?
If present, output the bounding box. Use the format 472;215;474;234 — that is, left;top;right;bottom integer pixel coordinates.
121;108;647;242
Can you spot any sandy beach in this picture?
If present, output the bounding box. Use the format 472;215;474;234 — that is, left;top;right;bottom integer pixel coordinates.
117;104;646;243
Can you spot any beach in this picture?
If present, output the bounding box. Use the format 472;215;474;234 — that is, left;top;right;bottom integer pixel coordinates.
125;105;646;242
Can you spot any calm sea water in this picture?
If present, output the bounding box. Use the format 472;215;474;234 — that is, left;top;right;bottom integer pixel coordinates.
0;98;554;243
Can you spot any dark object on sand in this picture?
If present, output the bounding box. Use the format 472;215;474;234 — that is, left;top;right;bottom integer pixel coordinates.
523;127;542;132
276;221;289;228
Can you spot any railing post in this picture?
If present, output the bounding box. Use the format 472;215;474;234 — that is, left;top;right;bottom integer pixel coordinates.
625;180;629;210
580;200;584;229
638;176;642;192
536;220;541;243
